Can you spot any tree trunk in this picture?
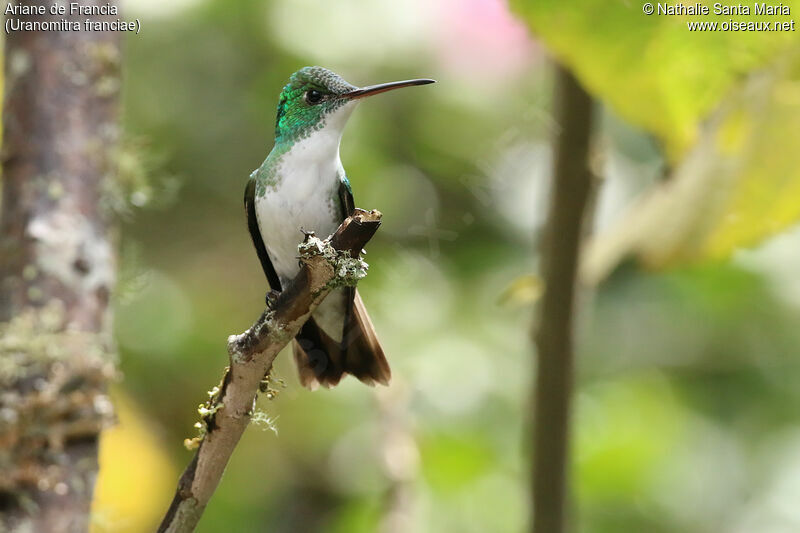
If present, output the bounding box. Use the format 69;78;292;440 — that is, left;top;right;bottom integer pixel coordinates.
530;64;594;533
0;3;121;531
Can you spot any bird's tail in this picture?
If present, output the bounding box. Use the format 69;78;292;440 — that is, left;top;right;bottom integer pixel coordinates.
293;290;390;390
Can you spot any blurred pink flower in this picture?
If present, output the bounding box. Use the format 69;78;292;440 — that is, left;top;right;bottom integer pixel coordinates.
435;0;538;82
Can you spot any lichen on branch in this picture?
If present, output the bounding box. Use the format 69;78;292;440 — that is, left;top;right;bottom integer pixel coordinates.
297;233;369;289
0;302;116;494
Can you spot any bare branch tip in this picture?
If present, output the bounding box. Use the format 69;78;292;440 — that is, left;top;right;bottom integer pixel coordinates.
353;208;382;223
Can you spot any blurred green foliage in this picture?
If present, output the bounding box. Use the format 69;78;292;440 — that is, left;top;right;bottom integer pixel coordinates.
91;1;800;532
514;0;800;274
511;0;798;157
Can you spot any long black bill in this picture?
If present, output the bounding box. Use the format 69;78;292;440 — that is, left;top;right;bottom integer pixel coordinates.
344;78;436;100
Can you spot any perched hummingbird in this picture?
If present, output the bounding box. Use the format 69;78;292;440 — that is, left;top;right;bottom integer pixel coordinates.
245;67;434;389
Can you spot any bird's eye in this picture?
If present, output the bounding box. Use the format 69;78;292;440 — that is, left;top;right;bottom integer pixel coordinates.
304;89;323;104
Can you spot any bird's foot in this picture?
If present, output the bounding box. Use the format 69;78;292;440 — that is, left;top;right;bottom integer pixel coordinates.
265;289;281;310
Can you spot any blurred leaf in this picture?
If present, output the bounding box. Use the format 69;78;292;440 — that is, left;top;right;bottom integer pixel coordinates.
91;389;177;533
582;53;800;282
511;0;798;157
497;273;542;307
513;1;800;277
328;498;381;533
420;434;494;492
576;373;687;502
103;136;180;216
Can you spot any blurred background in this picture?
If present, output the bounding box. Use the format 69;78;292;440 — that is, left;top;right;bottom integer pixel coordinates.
88;0;800;532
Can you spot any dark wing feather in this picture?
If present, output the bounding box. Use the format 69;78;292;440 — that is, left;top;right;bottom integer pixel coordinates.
338;177;357;357
338;177;355;218
294;318;346;390
244;177;281;290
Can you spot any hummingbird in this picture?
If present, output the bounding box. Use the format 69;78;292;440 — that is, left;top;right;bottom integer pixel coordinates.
245;67;435;389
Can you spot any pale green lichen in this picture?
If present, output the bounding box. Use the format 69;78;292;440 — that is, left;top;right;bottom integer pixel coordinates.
228;309;292;364
297;235;369;291
26;286;44;302
252;370;284;434
101;136;179;217
266;317;291;345
95;75;121;98
257;309;283;342
0;301;112;388
0;302;116;492
184;375;226;450
47;180;65;200
86;41;122;98
250;409;279;436
7;49;31;83
21;265;38;281
197;402;222;419
330;254;369;287
259;370;287;400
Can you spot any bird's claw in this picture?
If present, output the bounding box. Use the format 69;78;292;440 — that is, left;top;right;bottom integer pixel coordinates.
265;289;281;309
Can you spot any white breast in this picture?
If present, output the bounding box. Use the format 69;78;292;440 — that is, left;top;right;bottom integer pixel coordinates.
254;104;357;341
255;146;341;282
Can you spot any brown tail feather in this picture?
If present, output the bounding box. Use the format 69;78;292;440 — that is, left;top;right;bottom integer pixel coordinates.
293;342;321;390
293;318;345;389
343;290;391;386
293;290;390;389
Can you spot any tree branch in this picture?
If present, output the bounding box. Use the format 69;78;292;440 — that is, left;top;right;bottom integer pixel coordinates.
530;64;594;533
158;209;382;533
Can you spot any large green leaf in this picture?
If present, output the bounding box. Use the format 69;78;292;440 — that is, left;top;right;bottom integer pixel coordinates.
513;1;800;277
582;52;800;281
512;0;797;157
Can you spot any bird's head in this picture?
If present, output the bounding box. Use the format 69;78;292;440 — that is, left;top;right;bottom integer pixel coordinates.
274;66;434;144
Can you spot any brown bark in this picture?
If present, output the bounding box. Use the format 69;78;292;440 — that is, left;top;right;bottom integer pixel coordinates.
0;2;121;531
530;64;594;533
158;209;382;533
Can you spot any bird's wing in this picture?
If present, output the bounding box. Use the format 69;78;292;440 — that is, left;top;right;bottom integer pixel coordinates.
338;175;355;217
337;176;357;346
244;176;282;290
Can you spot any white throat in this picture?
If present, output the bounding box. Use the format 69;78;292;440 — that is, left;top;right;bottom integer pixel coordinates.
288;101;357;170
